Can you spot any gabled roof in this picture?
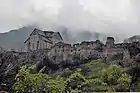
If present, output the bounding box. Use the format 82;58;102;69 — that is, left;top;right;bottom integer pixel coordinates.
24;28;63;43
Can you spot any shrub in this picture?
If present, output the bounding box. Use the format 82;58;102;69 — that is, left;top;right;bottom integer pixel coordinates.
12;61;132;92
13;65;91;93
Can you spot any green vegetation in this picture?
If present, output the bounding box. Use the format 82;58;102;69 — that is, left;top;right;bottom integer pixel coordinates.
2;60;133;93
12;65;93;93
84;60;109;78
0;91;8;93
84;60;131;92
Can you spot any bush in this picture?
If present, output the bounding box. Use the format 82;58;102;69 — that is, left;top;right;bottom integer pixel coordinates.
84;61;132;92
100;65;132;92
12;61;132;92
12;65;92;93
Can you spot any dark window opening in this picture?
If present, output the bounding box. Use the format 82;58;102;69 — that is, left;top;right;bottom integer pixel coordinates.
32;43;35;50
37;41;39;49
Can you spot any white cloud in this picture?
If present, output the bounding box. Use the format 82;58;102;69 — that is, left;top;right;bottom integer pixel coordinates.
0;0;140;40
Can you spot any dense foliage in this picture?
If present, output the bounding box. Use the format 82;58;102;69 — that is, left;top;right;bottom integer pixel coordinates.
8;60;132;93
12;65;92;93
84;61;132;92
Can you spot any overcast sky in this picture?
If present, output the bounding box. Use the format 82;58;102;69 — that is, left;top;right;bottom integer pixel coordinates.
0;0;140;39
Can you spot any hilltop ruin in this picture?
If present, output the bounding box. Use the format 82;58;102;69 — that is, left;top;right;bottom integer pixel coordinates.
1;29;140;90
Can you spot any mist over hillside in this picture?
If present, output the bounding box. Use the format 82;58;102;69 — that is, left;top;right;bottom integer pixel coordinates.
0;26;33;50
1;0;140;41
0;25;111;50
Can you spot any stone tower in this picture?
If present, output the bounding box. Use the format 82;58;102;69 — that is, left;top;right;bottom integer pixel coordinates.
106;37;115;48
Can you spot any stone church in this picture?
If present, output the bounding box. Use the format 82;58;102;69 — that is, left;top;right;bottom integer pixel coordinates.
24;29;63;51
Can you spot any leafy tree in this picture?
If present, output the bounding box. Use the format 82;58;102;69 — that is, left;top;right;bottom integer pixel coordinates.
101;65;131;92
13;66;49;93
65;69;93;92
84;61;132;92
87;64;132;92
12;61;132;92
13;65;91;93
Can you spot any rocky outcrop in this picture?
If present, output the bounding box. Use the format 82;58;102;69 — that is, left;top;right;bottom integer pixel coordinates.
0;49;50;90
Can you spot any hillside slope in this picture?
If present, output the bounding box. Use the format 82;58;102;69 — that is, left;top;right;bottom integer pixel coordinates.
0;26;107;50
0;26;34;50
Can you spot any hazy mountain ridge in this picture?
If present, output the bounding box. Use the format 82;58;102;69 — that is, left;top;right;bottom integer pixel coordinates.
0;26;108;50
0;26;34;50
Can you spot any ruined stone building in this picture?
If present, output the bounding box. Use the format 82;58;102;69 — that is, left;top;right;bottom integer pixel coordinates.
106;37;115;48
48;40;104;63
23;29;140;66
47;36;133;65
48;42;72;63
124;35;140;43
3;31;140;91
24;29;63;51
